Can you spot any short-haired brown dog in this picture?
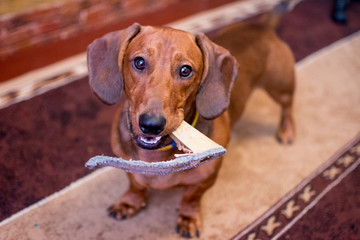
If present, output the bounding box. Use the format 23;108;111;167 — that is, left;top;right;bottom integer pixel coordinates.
87;2;295;238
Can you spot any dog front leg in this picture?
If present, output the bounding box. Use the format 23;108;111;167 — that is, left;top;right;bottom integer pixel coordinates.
108;174;147;220
176;177;216;238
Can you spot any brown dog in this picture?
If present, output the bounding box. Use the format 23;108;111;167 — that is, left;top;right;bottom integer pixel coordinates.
87;4;295;238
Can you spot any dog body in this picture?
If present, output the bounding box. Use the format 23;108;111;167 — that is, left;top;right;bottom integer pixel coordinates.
87;9;295;238
217;21;295;140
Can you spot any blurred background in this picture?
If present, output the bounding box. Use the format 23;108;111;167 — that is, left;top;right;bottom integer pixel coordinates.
0;0;238;82
1;0;359;81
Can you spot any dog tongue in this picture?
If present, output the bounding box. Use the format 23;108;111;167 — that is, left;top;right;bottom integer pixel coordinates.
85;121;226;175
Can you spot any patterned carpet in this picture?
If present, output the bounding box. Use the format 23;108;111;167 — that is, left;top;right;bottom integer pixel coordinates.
0;0;360;239
233;134;360;240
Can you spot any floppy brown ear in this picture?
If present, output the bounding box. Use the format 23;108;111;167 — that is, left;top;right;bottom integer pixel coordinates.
87;23;141;105
195;33;238;119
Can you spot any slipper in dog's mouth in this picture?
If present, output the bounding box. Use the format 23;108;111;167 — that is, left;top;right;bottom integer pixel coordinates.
86;120;227;175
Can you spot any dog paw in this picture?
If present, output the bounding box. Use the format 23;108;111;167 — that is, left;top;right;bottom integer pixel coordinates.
176;215;201;238
276;128;295;145
276;118;295;144
107;202;145;220
277;112;295;144
108;188;147;221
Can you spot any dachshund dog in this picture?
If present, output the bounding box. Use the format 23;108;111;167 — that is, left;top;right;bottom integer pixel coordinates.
87;3;295;238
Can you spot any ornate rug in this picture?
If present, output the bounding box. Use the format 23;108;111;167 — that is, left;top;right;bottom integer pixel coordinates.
1;0;360;239
232;134;360;240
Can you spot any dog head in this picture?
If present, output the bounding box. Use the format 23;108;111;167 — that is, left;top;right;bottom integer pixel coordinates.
87;23;238;149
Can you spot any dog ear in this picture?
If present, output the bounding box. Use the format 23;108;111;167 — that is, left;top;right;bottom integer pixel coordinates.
87;23;141;105
195;33;238;120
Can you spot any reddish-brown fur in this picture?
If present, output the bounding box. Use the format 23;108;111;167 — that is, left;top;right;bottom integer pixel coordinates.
87;13;295;238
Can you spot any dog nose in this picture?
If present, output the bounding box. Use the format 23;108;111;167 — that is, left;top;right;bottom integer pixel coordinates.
139;113;166;135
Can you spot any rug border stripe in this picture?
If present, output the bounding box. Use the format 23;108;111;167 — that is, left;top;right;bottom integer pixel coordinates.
272;156;360;240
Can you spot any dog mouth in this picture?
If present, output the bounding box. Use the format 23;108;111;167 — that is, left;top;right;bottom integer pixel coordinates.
140;135;162;145
134;134;168;150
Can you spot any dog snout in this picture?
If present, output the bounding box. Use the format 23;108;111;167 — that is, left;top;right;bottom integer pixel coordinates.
139;113;166;135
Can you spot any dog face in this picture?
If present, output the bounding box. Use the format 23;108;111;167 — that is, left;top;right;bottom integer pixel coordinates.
87;23;238;150
122;26;204;149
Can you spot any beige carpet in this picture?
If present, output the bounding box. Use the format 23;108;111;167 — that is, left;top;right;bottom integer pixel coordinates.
1;32;359;240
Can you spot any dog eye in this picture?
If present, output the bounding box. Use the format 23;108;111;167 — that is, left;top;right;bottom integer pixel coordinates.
133;57;146;70
179;65;192;79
